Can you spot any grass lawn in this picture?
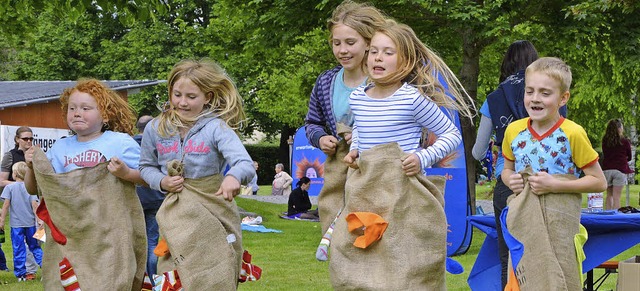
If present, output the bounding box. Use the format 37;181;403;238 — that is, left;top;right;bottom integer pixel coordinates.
1;184;639;290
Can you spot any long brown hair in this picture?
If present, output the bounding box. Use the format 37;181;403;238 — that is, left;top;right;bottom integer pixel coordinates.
602;118;624;147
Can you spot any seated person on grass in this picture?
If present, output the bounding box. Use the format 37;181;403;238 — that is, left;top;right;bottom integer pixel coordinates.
287;177;319;219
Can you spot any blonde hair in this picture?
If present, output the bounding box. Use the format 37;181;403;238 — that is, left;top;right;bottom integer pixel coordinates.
12;161;28;180
328;0;386;44
371;20;475;119
158;59;245;137
525;57;572;93
60;79;136;135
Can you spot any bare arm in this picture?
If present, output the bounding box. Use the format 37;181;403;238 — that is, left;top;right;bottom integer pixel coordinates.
0;172;13;187
0;199;9;229
107;157;148;186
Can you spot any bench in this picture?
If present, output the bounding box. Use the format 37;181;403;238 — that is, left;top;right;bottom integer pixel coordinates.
584;260;619;291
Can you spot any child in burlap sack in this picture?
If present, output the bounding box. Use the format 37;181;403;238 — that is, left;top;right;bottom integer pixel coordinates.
337;20;475;290
23;79;147;290
139;59;255;290
501;57;607;290
304;0;387;238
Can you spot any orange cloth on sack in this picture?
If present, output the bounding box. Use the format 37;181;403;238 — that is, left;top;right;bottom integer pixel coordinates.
346;212;388;249
154;238;169;257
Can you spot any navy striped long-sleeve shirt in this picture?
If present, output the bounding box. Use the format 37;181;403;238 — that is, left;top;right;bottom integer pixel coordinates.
349;83;461;168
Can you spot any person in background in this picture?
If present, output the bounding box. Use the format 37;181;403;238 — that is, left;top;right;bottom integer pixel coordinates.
247;161;259;195
287;177;319;219
272;163;293;196
601;118;633;210
133;115;165;278
0;126;40;277
0;161;43;282
472;40;542;288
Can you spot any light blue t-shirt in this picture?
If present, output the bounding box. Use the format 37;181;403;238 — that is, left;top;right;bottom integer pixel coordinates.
46;131;140;174
1;182;38;227
332;68;364;127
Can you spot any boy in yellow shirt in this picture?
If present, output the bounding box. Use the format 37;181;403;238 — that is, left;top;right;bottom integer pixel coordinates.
501;57;606;290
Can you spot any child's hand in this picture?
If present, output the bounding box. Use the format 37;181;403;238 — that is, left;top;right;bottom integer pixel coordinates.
319;135;338;155
401;154;422;176
161;175;184;193
507;173;525;195
24;145;36;168
528;171;556;195
343;133;353;145
107;157;129;179
343;150;359;169
215;176;241;202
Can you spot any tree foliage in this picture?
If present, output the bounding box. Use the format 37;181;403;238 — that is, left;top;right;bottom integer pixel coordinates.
0;0;638;147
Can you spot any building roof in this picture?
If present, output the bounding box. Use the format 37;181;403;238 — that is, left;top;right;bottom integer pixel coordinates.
0;80;166;109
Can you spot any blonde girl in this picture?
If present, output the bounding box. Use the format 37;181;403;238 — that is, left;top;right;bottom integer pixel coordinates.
345;19;475;173
139;59;255;289
333;20;474;290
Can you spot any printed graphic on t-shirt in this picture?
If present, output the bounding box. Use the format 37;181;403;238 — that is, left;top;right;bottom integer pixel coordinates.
157;140;211;155
64;149;107;168
510;127;579;177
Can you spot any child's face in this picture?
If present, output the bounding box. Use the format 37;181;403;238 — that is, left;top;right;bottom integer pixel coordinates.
67;91;107;141
524;71;569;127
171;77;211;119
331;24;368;73
367;32;399;82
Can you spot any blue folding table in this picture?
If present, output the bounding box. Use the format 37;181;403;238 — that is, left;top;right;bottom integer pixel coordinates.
467;213;640;290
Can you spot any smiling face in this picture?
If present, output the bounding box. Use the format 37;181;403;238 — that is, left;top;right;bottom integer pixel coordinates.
331;23;368;72
171;77;211;119
67;91;107;142
367;32;399;83
524;71;569;129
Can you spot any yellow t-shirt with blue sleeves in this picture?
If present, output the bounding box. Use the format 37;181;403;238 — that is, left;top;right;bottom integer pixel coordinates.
502;117;599;177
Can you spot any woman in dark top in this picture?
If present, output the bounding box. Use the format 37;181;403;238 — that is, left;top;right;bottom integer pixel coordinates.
601;119;633;210
287;177;318;219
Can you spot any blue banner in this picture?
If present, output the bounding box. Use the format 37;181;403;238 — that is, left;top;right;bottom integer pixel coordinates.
291;127;325;196
423;108;473;256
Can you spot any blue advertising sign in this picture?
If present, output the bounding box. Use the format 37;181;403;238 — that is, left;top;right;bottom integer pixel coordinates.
423;108;473;256
291;127;325;196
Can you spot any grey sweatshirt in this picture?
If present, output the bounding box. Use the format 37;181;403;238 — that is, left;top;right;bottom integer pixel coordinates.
139;116;255;192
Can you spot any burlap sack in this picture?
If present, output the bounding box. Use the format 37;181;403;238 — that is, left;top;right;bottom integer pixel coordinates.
318;139;350;235
504;166;581;291
31;147;146;291
156;174;243;290
329;143;447;290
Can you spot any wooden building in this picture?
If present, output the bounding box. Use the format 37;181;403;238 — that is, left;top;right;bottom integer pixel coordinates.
0;80;165;129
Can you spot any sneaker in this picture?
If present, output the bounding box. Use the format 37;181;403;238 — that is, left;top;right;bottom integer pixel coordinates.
17;276;26;282
25;273;36;281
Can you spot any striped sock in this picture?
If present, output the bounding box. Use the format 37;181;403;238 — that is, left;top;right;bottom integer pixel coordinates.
315;222;334;261
59;257;80;291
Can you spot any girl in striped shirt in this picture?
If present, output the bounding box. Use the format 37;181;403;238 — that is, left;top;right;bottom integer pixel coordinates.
344;20;475;174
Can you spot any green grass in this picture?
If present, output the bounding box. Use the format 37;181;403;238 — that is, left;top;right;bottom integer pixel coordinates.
2;184;639;290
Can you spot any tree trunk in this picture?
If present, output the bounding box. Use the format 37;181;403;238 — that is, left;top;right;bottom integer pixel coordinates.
458;27;483;214
279;126;297;174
